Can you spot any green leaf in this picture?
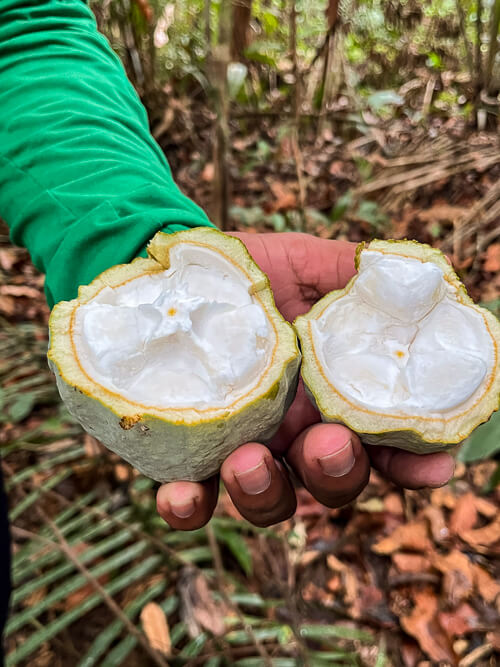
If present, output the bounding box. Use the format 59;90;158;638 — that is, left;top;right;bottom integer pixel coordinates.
179;632;209;657
226;626;283;645
9;469;71;522
101;599;180;667
8;392;36;422
204;658;222;667
366;89;403;113
458;410;500;462
426;51;444;69
230;205;265;227
331;192;354;222
7;445;85;488
6;555;162;666
78;580;166;667
7;540;148;635
300;624;373;642
214;525;253;575
229;593;273;608
13;526;136;606
309;651;358;666
244;40;279;67
268;213;287;233
356;199;388;230
235;659;297;667
262;11;279;34
480;299;500;318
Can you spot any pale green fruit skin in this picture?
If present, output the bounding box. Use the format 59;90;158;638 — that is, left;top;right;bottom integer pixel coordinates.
302;383;459;454
48;228;301;482
295;239;500;454
49;355;299;482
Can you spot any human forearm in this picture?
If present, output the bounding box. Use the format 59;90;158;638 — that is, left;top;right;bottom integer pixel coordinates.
0;0;213;307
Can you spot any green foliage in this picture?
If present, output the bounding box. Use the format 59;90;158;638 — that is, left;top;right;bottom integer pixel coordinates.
4;426;368;665
458;409;500;463
213;521;253;575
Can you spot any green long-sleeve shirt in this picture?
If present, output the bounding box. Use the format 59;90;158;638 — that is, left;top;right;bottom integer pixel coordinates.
0;0;215;308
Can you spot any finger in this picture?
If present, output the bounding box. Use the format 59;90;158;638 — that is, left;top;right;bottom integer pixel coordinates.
285;233;358;296
221;442;296;527
156;477;219;531
269;380;319;456
366;445;455;489
286;423;370;508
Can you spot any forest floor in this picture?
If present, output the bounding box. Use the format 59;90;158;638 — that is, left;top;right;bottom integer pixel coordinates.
1;116;499;666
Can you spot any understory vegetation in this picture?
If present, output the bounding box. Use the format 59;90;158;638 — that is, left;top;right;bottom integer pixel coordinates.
1;0;499;664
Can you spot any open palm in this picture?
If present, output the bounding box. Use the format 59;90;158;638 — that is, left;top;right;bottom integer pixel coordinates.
157;232;455;529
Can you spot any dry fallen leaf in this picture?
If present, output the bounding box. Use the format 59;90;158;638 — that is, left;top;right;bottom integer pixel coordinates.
401;589;457;664
486;631;500;650
298;550;322;567
418;203;466;223
0;248;18;271
372;520;432;555
326;554;359;615
470;562;500;605
438;602;479;639
0;284;40;298
83;433;104;458
431;550;474;604
140;602;171;656
268;181;297;212
459;516;500;550
0;295;15;316
424;505;450;543
178;567;226;638
484;243;500;272
392;553;432;574
431;488;457;511
201;162;214;182
384;492;404;515
472;496;497;519
400;640;422;667
449;493;478;536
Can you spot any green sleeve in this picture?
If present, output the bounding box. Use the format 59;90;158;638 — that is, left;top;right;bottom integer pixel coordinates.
0;0;215;308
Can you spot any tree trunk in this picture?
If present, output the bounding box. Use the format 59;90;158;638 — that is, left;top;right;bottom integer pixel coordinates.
231;0;252;61
485;0;500;93
207;0;232;230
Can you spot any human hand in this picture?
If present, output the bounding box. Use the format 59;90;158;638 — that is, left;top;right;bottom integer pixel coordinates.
157;232;455;529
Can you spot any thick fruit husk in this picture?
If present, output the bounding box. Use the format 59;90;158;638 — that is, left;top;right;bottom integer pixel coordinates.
294;239;500;454
48;228;300;482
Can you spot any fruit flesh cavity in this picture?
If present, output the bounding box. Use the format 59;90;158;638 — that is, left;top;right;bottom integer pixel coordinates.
72;243;275;409
311;250;495;417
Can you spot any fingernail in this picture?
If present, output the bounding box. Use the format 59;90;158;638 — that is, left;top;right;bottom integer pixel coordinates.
170;499;196;519
235;460;271;495
318;439;355;477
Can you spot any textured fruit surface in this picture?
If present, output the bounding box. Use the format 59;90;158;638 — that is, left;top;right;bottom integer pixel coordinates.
48;228;300;481
294;239;500;453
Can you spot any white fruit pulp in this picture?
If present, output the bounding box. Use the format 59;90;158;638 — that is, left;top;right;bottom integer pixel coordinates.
72;244;275;408
312;250;495;416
